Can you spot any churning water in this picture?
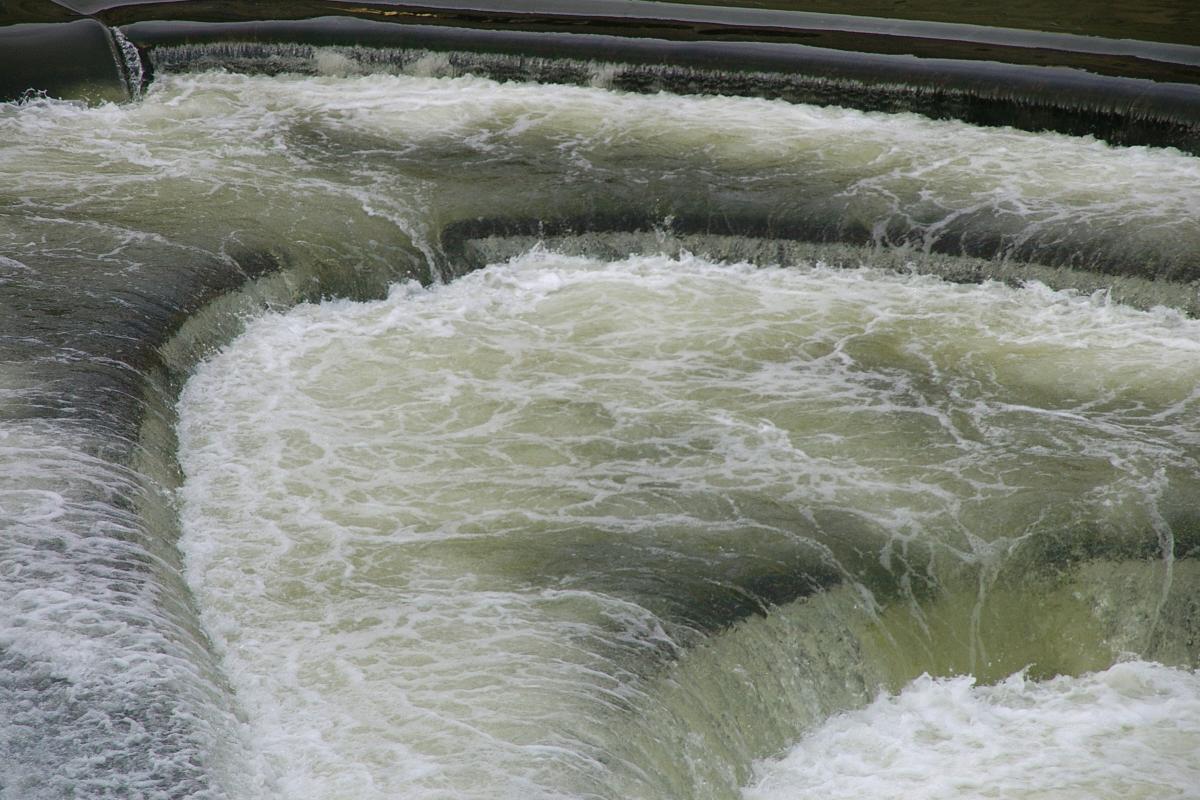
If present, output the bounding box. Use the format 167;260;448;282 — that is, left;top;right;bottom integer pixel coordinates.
178;252;1200;799
745;660;1200;800
3;67;1200;798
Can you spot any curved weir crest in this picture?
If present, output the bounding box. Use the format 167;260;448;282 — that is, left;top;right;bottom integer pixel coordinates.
2;4;1200;798
177;250;1200;799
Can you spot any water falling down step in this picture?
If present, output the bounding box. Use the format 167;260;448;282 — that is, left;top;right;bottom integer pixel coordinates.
6;1;1200;148
177;251;1200;799
2;11;1199;799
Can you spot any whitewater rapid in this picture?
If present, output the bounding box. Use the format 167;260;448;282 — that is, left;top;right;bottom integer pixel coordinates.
177;251;1200;800
3;67;1200;798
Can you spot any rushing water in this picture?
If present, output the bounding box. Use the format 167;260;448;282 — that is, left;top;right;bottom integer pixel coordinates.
177;251;1200;799
745;660;1200;800
2;67;1200;798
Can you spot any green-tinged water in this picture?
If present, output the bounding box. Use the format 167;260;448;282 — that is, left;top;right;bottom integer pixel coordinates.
178;252;1200;799
3;68;1200;799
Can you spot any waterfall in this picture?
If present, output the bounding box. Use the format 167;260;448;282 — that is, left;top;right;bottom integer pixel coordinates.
2;4;1199;797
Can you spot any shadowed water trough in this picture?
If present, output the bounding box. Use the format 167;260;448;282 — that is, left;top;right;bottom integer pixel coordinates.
2;3;1200;798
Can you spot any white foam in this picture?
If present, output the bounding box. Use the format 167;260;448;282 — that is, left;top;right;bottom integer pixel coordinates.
4;64;1198;800
744;661;1200;800
0;421;249;798
2;71;1198;275
178;252;1200;798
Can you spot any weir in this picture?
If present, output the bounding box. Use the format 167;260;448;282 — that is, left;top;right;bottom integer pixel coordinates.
2;3;1200;798
5;1;1200;150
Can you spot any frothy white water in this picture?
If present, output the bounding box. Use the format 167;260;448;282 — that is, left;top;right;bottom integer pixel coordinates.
3;70;1199;282
178;251;1200;799
744;660;1200;800
0;421;244;799
4;67;1199;799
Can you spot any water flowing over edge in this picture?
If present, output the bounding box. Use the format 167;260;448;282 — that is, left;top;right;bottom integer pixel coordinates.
1;57;1199;800
6;0;1200;151
176;250;1200;799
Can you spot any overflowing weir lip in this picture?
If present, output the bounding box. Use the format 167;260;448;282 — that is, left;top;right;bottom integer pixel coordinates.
3;0;1200;151
2;3;1200;798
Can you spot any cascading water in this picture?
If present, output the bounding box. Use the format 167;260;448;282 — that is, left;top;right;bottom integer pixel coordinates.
177;250;1200;799
2;26;1200;800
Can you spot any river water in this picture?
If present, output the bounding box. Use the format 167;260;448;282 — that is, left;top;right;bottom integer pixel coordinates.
3;68;1200;798
179;251;1200;800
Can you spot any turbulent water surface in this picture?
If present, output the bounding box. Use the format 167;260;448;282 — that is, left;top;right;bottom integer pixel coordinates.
179;252;1200;799
2;68;1200;798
